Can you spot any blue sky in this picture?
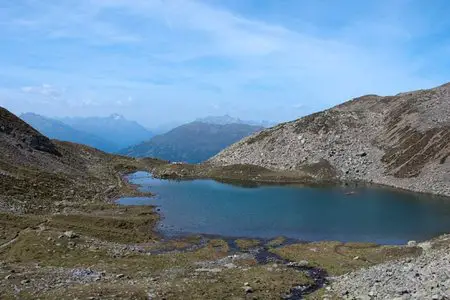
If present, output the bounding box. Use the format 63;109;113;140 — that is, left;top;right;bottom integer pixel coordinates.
1;0;450;127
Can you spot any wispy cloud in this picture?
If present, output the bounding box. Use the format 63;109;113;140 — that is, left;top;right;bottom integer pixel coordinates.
115;96;134;107
0;0;449;125
20;84;63;100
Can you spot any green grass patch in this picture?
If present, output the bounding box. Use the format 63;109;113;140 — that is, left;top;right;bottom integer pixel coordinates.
47;206;159;244
271;241;422;276
235;239;260;250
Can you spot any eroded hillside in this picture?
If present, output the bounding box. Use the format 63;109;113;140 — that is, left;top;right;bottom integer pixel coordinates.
0;107;147;214
210;83;450;196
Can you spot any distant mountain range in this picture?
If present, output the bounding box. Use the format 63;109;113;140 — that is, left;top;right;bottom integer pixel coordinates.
196;115;274;127
20;113;118;152
120;121;263;163
20;113;153;153
19;113;269;158
60;114;153;150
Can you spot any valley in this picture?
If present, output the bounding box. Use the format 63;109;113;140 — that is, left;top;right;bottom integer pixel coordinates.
3;1;450;298
1;82;450;299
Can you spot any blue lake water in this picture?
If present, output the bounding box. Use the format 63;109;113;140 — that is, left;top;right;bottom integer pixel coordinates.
118;171;450;244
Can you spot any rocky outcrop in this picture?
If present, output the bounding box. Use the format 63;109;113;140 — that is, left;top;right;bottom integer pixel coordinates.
0;107;60;156
332;235;450;299
0;106;136;214
210;83;450;196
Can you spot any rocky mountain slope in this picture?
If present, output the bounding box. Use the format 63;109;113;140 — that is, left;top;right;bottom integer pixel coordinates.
20;113;118;153
210;83;450;196
1;107;450;299
121;122;263;163
0;107;143;214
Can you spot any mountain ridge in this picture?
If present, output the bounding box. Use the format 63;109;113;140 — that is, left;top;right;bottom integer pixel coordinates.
121;121;263;163
60;114;153;151
0;106;148;214
209;82;450;196
20;113;119;152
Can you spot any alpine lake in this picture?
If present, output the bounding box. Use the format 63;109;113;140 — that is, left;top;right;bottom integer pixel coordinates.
118;171;450;245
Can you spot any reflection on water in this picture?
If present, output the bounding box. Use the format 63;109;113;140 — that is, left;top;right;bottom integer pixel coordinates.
118;172;450;245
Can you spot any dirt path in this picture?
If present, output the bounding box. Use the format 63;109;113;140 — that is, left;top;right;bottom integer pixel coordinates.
0;222;46;251
0;233;19;250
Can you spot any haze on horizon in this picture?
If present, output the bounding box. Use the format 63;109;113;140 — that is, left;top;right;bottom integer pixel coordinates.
1;0;450;128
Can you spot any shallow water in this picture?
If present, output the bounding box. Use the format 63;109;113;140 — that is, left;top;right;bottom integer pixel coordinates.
118;171;450;244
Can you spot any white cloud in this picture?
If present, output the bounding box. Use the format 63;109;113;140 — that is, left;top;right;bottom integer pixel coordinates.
115;96;134;106
78;98;100;107
20;84;62;99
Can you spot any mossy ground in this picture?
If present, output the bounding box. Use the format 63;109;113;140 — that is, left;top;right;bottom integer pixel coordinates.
235;239;260;250
271;241;422;276
0;157;428;299
266;236;287;248
0;216;311;299
0;206;425;299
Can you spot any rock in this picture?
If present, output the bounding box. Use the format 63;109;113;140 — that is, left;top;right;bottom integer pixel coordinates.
244;282;250;286
116;274;125;279
224;263;237;269
407;240;417;247
21;279;30;284
64;231;78;239
353;256;360;260
287;260;309;267
243;286;253;293
419;241;432;251
38;224;48;231
4;274;13;280
332;235;450;300
195;268;222;273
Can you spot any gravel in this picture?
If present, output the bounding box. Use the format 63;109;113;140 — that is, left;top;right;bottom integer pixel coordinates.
332;236;450;299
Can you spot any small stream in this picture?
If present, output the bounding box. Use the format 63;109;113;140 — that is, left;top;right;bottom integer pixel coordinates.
118;171;450;298
251;246;328;299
